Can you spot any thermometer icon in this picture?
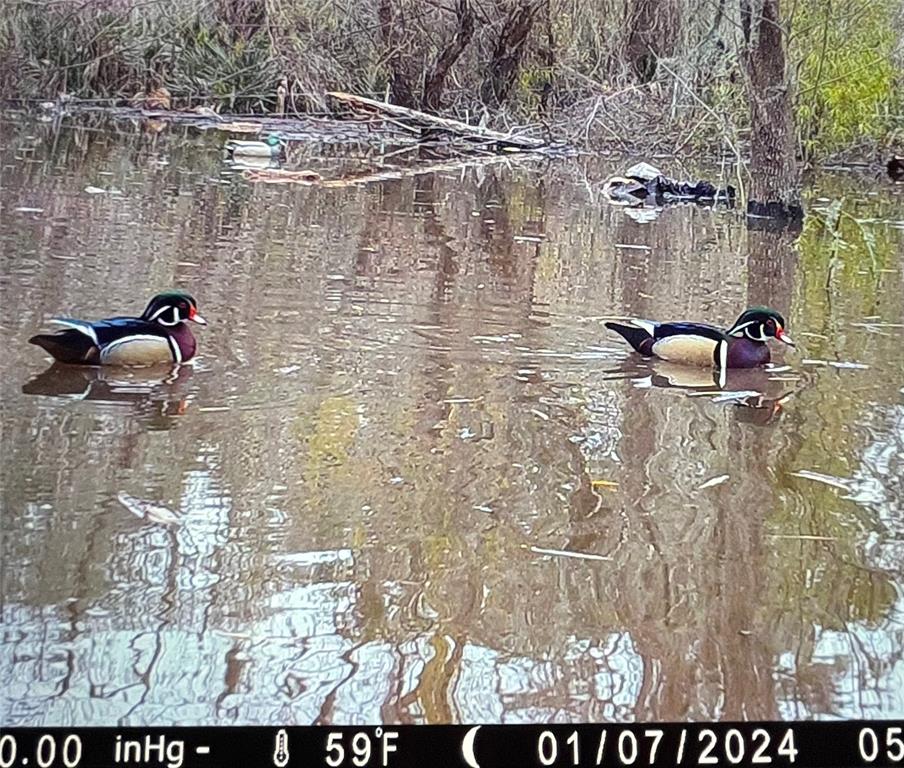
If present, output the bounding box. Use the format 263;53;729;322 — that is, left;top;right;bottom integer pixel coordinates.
273;729;289;767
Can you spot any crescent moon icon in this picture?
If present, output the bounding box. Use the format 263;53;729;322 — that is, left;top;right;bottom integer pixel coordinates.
461;725;482;768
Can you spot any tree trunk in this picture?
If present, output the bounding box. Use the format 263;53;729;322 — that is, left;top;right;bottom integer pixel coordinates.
378;0;418;108
625;0;678;83
480;0;542;108
742;0;803;226
423;0;475;111
537;0;555;115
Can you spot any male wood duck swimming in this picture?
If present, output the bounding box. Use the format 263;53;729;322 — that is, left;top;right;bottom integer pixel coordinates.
29;291;206;366
225;133;285;158
605;307;793;369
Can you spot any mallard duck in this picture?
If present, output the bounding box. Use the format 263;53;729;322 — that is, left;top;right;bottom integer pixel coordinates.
225;133;286;158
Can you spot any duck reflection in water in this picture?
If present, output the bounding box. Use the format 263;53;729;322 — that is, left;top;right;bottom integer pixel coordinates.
22;363;194;429
605;359;797;425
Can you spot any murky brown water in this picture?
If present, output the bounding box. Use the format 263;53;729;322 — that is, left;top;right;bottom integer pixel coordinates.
2;114;903;726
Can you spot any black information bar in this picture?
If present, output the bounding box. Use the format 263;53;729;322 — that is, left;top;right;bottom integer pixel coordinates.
2;722;903;768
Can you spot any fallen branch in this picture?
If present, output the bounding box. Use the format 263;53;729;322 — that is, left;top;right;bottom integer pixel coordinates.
60;102;425;145
326;91;547;151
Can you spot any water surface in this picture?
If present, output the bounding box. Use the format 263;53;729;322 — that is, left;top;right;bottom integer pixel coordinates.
1;115;903;725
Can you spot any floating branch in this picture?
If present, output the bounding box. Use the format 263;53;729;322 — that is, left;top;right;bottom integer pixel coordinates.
326;91;548;152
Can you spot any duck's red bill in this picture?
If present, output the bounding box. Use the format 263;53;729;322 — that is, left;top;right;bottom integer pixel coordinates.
776;328;794;346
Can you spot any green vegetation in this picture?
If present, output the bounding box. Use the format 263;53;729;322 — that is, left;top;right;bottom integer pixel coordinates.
793;0;903;160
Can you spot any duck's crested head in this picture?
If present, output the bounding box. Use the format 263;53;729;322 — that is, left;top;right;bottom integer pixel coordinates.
264;133;284;147
728;306;792;346
142;291;207;327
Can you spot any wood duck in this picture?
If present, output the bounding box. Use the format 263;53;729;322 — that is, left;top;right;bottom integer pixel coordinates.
606;307;793;369
29;291;206;366
225;133;285;158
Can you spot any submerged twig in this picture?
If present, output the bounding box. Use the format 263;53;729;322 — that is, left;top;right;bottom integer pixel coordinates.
529;545;613;562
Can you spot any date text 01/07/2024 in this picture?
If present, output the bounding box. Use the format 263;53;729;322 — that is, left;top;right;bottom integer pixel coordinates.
1;723;903;768
523;724;902;767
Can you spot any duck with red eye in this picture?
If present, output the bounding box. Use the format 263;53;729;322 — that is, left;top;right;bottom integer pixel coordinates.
29;291;207;366
605;307;794;369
